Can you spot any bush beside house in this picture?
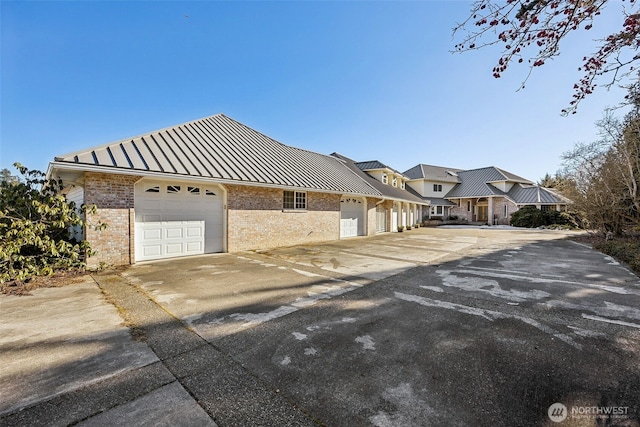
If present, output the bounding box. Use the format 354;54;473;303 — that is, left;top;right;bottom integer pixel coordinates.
0;164;100;288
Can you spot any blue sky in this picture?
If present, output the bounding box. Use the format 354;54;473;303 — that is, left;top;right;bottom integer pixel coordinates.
0;0;630;182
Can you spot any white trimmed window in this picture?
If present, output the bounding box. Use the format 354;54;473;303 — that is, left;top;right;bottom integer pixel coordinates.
392;177;398;187
382;173;388;184
467;201;471;212
504;205;508;218
433;184;442;192
283;190;307;210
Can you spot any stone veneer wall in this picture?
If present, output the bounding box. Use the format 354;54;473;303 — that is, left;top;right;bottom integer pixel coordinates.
226;185;341;252
84;172;140;268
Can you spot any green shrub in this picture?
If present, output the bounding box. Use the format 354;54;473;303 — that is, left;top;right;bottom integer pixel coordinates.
511;206;575;228
510;206;545;228
0;163;102;283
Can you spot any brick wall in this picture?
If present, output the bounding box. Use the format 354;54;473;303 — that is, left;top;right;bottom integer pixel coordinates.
226;185;341;252
366;198;380;236
492;197;518;225
451;200;473;222
84;172;140;268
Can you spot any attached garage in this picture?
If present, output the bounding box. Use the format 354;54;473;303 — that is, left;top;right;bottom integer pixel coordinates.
134;180;225;261
340;196;365;238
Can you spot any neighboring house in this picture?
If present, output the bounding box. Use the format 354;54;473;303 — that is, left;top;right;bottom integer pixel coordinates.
405;164;571;224
47;114;427;267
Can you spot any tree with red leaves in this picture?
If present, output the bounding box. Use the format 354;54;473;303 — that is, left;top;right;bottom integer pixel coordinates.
453;0;640;114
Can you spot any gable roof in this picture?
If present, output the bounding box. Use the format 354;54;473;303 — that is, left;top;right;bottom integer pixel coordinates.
404;164;463;183
52;114;381;196
332;153;425;204
444;167;533;198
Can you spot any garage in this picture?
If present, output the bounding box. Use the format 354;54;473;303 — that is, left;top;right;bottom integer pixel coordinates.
340;196;365;238
134;180;224;261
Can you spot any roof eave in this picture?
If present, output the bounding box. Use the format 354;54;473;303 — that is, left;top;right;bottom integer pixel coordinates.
48;161;385;197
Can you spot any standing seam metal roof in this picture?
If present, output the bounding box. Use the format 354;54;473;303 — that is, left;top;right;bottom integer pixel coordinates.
507;184;568;204
403;164;462;183
54;114;382;196
444;167;513;198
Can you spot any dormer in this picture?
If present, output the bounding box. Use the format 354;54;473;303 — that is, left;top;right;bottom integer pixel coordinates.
354;160;409;188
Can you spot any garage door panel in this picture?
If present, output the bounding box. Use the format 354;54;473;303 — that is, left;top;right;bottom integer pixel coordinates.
186;241;203;253
165;226;184;239
142;227;162;240
142;245;162;258
186;226;203;238
166;243;184;255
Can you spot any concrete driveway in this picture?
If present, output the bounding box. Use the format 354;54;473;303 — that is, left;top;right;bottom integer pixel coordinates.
123;227;640;426
2;226;639;426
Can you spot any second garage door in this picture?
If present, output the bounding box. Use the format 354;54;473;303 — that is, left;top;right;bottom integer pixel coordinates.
135;181;224;262
340;196;365;238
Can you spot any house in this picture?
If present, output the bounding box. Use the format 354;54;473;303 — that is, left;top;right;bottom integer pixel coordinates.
404;164;462;219
404;164;571;224
47;113;428;267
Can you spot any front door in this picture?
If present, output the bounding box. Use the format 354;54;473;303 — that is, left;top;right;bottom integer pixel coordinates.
477;205;488;222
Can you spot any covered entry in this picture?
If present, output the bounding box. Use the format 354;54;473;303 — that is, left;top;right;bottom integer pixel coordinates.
340;196;365;238
134;180;224;261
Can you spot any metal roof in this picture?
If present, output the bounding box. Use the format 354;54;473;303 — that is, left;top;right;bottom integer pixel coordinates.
419;197;457;207
53;114;382;196
507;184;568;204
404;164;462;183
333;154;425;204
355;160;405;176
491;167;532;184
444;167;513;198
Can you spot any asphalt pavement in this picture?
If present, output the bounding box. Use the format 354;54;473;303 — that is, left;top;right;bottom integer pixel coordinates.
1;226;639;426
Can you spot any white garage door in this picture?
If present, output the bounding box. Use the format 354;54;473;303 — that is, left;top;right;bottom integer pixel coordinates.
135;181;224;261
376;205;387;233
340;197;365;238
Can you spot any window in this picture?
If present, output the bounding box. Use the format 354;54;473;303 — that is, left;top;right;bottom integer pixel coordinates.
401;181;405;189
187;186;200;195
467;201;471;212
205;189;217;196
382;173;388;184
436;206;443;215
167;185;181;194
504;205;508;218
392;177;398;187
433;184;442;192
541;205;552;212
283;190;306;210
145;186;160;193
